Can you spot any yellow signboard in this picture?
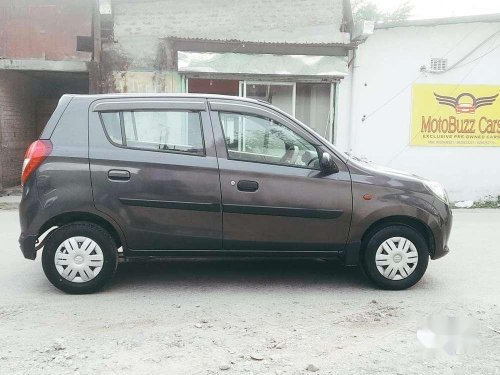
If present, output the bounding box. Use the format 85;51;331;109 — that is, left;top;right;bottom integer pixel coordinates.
411;84;500;146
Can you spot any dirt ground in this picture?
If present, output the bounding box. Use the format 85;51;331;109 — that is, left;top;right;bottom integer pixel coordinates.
0;208;499;375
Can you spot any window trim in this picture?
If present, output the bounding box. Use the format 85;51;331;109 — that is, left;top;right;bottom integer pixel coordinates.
98;109;207;157
218;111;321;171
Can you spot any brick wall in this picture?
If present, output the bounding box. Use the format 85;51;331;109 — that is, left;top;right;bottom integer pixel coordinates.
0;71;40;189
0;0;93;61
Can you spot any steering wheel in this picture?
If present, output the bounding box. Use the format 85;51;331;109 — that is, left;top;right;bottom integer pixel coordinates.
307;155;319;167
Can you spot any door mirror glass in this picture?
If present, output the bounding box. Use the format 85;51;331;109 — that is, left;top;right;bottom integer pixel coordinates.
319;152;339;174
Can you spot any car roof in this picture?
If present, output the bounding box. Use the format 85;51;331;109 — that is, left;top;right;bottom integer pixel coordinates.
66;93;268;105
66;92;299;130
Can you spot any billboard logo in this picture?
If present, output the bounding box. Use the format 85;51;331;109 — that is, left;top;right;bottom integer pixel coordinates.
434;92;498;114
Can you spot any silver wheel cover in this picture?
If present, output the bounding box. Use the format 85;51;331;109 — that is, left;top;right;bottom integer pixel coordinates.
375;237;419;280
54;236;104;283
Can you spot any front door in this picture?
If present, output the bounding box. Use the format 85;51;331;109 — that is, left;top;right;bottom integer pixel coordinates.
89;98;222;251
209;100;352;252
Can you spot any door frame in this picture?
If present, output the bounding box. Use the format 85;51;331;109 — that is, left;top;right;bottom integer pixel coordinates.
88;96;223;253
207;98;352;253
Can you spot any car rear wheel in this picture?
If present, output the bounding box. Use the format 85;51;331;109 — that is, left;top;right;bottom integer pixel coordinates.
362;225;429;290
42;222;118;294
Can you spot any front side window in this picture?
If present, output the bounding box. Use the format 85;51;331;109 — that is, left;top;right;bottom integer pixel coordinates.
100;110;204;156
219;112;320;169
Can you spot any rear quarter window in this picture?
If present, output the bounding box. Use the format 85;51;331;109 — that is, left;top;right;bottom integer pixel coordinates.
100;112;123;144
49;98;89;157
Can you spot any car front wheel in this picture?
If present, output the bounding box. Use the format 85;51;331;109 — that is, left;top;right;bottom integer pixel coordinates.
362;225;429;290
42;222;118;294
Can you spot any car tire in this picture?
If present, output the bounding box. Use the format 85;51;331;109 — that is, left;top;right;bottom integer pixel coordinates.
42;222;118;294
362;225;429;290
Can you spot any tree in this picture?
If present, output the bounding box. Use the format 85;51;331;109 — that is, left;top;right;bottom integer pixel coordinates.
352;0;413;23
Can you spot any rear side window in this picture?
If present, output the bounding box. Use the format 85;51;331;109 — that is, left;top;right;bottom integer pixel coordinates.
100;110;205;156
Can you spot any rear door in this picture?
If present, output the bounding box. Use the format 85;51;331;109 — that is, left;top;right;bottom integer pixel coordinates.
209;99;352;252
89;98;222;252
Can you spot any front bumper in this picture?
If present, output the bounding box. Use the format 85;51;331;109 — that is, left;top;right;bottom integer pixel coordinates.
430;204;453;260
19;233;37;260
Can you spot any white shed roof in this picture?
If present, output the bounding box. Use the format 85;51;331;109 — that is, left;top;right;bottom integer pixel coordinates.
177;51;349;77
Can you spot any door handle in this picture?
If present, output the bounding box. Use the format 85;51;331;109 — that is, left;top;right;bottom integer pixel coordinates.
237;180;259;192
108;169;131;181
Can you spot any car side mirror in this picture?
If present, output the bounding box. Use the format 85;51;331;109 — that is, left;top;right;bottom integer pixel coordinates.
319;152;339;174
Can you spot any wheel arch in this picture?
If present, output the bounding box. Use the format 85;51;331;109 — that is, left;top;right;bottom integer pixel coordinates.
37;211;125;250
360;215;435;259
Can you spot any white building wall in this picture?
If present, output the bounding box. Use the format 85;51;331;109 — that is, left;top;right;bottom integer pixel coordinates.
349;21;500;201
334;67;353;151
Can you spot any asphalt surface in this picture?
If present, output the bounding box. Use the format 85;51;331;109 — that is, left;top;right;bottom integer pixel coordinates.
0;208;499;374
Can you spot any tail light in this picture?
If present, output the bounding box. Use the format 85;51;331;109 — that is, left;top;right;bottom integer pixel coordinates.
21;140;52;185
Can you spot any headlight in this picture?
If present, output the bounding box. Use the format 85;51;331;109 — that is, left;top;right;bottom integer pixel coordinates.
424;181;449;203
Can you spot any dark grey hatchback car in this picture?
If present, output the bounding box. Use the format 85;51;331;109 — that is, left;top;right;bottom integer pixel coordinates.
19;94;452;294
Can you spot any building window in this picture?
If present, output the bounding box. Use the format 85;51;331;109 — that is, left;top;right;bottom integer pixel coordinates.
244;82;295;117
430;58;448;72
295;83;332;139
241;81;335;142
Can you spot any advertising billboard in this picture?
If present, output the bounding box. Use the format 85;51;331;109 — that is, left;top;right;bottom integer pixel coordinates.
411;84;500;146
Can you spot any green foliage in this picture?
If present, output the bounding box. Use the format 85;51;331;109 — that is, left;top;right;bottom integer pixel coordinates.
352;0;413;23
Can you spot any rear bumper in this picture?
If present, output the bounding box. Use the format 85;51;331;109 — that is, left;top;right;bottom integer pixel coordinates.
19;233;37;260
18;178;41;261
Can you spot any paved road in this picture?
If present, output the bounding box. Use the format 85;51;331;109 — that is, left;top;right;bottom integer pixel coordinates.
0;208;499;374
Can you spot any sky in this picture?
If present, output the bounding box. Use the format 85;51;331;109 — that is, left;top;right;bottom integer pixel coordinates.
375;0;500;19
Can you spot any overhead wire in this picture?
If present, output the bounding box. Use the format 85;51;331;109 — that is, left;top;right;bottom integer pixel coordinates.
430;28;500;74
361;24;483;123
